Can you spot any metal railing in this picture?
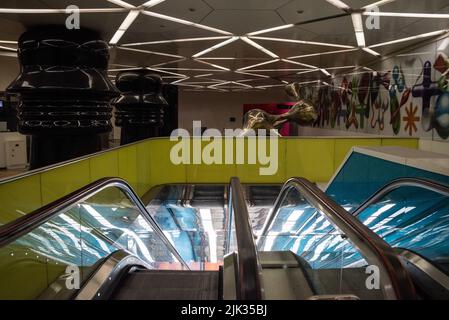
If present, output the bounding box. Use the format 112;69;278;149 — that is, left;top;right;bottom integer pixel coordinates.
0;177;190;270
352;177;449;217
258;177;417;300
227;177;264;300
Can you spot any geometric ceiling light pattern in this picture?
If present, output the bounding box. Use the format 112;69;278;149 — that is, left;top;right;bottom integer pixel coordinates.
0;0;448;91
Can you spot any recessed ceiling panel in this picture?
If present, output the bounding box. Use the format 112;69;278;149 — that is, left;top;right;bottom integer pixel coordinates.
204;0;291;10
201;10;283;35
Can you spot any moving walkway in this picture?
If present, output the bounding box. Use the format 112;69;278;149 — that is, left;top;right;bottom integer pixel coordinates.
0;176;448;300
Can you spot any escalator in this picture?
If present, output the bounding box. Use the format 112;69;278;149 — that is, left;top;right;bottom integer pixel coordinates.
260;177;449;300
1;176;447;300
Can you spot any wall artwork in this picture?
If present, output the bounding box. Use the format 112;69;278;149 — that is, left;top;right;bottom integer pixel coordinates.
309;39;449;141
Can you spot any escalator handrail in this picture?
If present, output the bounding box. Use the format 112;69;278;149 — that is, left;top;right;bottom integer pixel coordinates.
352;177;449;217
0;177;190;270
228;177;264;300
258;177;417;300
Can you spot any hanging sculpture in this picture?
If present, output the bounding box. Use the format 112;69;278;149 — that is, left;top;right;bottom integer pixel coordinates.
240;82;318;136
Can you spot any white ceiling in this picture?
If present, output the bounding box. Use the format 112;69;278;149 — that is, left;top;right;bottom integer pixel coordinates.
0;0;448;91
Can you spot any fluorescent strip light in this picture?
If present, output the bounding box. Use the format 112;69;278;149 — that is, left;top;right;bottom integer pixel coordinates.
247;24;295;36
297;69;320;75
192;37;239;58
145;67;187;78
235;71;270;78
195;59;231;71
237;59;279;71
0;45;17;52
0;40;17;44
231;81;253;88
327;65;357;70
142;0;166;8
117;46;184;58
122;37;229;47
298;80;321;85
194;73;214;78
108;0;135;8
363;47;381;56
0;8;127;13
159;68;226;72
282;59;317;69
208;81;232;89
321;69;332;76
362;0;395;9
110;30;126;45
438;38;449;51
109;67;142;72
369;30;448;48
256;84;287;89
0;52;17;58
326;0;350;10
151;58;187;68
240;37;279;58
351;13;364;32
171;77;190;85
249;69;312;72
109;10;140;44
249;36;355;49
142;11;233;35
355;31;366;47
363;12;449;19
288;48;357;59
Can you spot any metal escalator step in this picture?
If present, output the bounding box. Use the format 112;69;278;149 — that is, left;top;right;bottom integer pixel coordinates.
111;270;219;300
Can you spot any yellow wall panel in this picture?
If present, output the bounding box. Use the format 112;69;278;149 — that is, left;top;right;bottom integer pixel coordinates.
381;138;419;149
118;145;138;191
148;139;187;187
186;138;237;183
286;139;335;182
89;151;119;183
0;175;42;225
41;160;90;205
236;138;286;184
136;141;152;196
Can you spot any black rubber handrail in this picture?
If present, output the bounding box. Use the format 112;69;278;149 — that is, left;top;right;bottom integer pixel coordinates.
258;177;417;300
0;177;190;270
352;177;449;217
228;177;264;300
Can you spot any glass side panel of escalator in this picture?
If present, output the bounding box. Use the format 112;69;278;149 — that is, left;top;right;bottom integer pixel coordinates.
355;186;449;274
144;184;280;271
257;186;387;299
0;186;184;300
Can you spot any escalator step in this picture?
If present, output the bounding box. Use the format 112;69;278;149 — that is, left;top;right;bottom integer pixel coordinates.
111;270;219;300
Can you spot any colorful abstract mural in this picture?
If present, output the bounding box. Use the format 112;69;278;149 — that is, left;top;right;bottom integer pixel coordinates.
309;39;449;141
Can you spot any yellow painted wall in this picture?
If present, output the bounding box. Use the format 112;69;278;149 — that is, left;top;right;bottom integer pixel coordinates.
0;137;419;225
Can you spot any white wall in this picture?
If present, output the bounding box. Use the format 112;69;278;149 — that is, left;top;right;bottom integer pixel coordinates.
178;88;289;133
0;55;19;91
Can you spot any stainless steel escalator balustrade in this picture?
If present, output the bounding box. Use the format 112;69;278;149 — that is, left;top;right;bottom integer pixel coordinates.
257;177;417;300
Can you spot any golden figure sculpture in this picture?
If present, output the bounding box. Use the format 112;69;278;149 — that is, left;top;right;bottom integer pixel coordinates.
241;82;318;136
